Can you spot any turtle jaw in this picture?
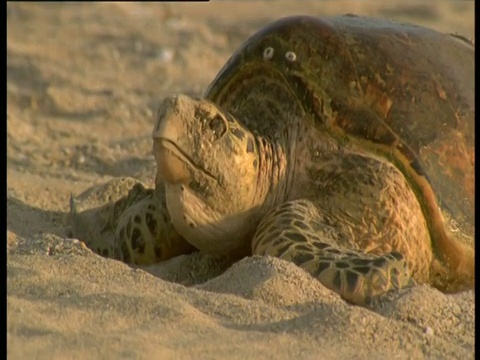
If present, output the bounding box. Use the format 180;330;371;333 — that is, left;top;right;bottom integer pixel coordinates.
152;94;218;186
154;139;192;184
154;138;218;185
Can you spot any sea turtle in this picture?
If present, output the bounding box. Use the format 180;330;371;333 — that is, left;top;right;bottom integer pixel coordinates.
70;15;475;306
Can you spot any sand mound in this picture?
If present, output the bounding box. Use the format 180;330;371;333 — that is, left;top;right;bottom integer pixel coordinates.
8;251;474;359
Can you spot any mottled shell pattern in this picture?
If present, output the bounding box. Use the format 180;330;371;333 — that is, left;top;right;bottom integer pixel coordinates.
204;15;474;263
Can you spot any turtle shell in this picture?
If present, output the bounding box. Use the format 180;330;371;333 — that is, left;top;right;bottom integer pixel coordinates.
205;15;474;266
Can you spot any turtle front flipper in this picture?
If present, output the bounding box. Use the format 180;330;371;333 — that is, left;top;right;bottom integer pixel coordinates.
311;251;415;306
251;199;415;306
69;177;149;259
70;177;195;265
113;183;196;265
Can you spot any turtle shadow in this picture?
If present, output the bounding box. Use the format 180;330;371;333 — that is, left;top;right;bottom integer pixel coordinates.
7;196;70;240
219;301;352;335
138;252;235;287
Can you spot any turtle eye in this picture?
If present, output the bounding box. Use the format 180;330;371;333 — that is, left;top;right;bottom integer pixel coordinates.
209;114;227;139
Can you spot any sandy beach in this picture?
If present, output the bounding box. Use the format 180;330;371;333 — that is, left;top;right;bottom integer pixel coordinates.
7;2;475;359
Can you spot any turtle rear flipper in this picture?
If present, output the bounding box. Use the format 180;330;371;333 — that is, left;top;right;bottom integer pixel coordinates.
252;199;417;306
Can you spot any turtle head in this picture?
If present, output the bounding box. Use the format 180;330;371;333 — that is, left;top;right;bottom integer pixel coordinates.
152;94;260;253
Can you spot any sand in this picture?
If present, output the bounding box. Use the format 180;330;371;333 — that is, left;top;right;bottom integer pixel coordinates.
7;2;475;359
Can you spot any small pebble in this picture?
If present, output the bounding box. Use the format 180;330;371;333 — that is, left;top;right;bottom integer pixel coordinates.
424;326;434;336
134;40;143;52
157;48;174;63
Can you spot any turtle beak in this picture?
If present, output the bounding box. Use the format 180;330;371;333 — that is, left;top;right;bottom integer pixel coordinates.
152;95;191;146
152;95;195;184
